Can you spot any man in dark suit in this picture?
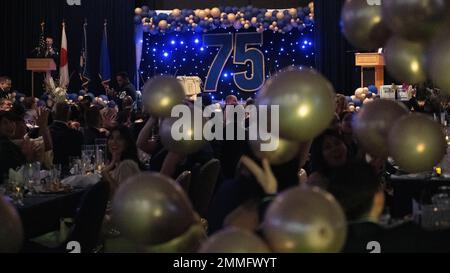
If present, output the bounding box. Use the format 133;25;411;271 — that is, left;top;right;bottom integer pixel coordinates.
328;161;450;253
0;76;12;99
49;102;83;173
108;72;137;111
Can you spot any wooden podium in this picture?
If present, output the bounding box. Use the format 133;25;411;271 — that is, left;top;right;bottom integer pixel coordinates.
355;53;385;90
26;58;57;97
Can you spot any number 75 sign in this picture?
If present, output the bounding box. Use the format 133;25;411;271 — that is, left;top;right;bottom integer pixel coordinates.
203;33;266;92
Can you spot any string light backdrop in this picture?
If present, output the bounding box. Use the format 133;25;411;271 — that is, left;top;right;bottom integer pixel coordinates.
139;27;314;101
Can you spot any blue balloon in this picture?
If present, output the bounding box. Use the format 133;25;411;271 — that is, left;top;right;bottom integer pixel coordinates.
194;26;203;33
134;15;142;24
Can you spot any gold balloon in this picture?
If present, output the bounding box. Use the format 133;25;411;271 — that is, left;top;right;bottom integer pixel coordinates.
159;107;207;155
384;36;427;84
382;0;450;41
276;11;284;20
263;187;347;253
0;195;24;253
112;173;196;245
388;114;446;173
141;223;206;253
158;20;168;30
198;10;207;19
171;9;181;17
227;13;236;22
250;135;300;165
341;0;391;50
354;99;409;159
211;8;221;18
142;76;185;117
134;7;143;15
289;8;298;17
257;68;336;142
428;31;450;94
199;228;270;253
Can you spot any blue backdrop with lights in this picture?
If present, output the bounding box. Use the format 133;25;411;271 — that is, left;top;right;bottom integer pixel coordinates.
139;27;314;101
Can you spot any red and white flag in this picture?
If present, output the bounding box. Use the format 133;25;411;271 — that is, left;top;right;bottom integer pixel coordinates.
59;22;69;88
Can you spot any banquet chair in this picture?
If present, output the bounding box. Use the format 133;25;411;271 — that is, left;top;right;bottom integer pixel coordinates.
176;171;192;195
66;179;110;253
190;159;221;218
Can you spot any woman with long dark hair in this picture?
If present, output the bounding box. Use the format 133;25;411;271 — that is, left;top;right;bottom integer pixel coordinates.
101;126;141;195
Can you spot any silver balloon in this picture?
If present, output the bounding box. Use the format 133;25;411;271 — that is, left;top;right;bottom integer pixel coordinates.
384;36;427;84
112;173;196;245
382;0;450;41
354;99;409;159
199;228;270;253
388;114;446;173
249;135;300;165
428;31;450;94
341;0;391;50
257;68;336;142
263;186;347;253
159;105;207;154
0;195;24;253
142;76;186;117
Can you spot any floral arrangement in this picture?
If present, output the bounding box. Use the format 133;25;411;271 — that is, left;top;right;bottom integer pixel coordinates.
133;3;314;34
44;75;67;103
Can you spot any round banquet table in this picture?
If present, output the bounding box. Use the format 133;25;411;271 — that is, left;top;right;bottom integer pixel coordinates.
16;188;88;239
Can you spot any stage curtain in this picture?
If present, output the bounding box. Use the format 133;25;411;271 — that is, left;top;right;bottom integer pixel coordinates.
0;0;135;97
314;0;359;95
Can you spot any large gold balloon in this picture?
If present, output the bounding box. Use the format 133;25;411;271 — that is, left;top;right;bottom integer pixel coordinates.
140;223;206;253
388;114;446;173
382;0;450;41
142;76;186;117
257;68;336;142
384;36;427;84
112;173;196;245
263;187;347;253
354;99;409;159
341;0;391;50
249;135;300;165
199;228;270;253
159;107;207;154
0;195;24;253
428;31;450;94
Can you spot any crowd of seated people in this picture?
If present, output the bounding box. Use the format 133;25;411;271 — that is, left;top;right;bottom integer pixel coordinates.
2;75;450;253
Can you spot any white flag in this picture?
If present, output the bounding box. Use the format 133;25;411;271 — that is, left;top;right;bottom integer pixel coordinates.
59;23;69;88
